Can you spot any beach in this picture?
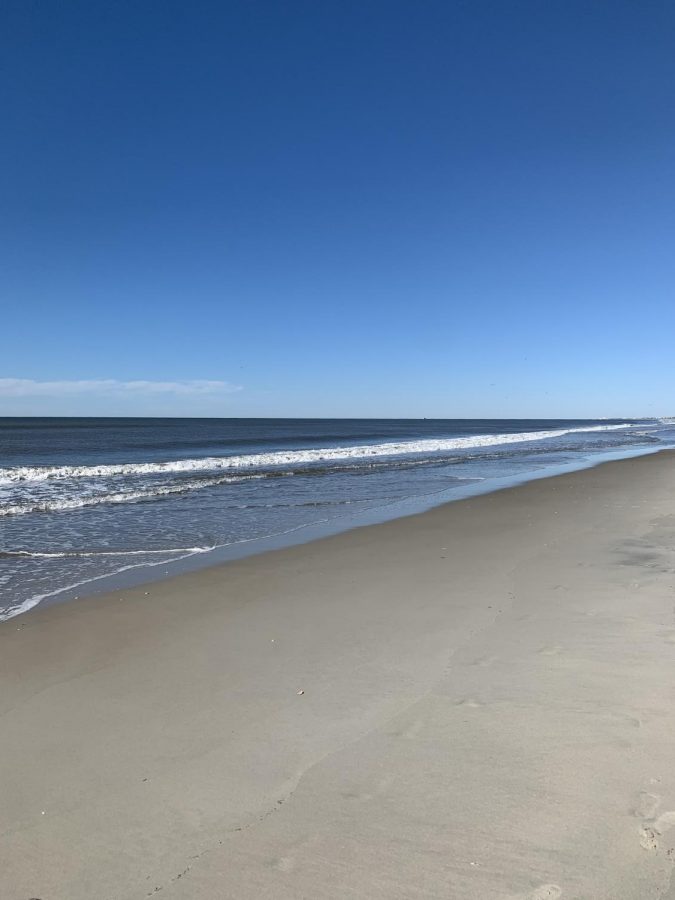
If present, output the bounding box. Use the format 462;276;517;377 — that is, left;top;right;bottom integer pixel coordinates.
2;450;675;899
1;417;667;621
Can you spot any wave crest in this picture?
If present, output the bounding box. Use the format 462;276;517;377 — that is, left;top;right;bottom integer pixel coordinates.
0;475;255;517
0;424;635;485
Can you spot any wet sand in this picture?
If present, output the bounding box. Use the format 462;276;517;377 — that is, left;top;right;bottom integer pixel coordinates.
2;451;675;899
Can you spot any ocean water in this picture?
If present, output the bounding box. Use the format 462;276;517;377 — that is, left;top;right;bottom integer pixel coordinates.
1;416;673;620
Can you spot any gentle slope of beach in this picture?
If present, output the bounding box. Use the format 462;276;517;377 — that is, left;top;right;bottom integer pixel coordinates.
3;416;668;622
2;452;675;899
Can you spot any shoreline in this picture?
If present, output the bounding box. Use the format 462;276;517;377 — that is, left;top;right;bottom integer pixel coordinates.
6;442;667;622
3;450;675;898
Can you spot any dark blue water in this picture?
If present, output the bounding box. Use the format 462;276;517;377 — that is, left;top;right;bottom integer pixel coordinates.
1;417;672;619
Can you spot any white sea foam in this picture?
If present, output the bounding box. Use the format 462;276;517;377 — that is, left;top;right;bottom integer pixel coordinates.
1;547;214;559
0;424;636;485
0;512;359;621
0;478;473;620
0;547;214;621
0;475;255;516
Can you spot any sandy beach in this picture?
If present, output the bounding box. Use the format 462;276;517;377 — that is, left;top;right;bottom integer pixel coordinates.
3;451;675;899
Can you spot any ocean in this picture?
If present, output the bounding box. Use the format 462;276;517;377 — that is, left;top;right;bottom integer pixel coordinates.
1;416;673;620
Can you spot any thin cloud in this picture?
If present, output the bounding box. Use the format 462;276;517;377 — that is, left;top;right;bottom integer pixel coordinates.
0;378;242;397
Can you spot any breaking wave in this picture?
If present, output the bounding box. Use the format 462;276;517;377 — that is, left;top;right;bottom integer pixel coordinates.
0;424;635;485
0;475;258;517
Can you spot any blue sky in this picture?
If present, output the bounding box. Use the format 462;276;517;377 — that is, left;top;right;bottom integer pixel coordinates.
2;0;674;418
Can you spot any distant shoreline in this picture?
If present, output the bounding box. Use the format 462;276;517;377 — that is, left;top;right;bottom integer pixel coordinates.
10;441;666;620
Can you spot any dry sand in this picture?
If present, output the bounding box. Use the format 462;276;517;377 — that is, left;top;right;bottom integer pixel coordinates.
2;452;675;899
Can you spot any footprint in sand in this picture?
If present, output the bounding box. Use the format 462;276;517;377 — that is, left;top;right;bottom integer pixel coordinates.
342;774;395;802
640;809;675;851
640;826;659;851
269;856;296;872
511;885;562;900
529;887;562;900
470;654;498;667
633;791;661;819
623;714;642;730
385;715;424;740
653;811;675;835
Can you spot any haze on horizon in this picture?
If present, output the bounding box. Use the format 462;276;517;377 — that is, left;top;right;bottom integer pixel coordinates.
2;1;674;419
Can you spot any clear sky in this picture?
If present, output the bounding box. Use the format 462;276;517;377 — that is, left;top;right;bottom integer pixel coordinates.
2;0;674;418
